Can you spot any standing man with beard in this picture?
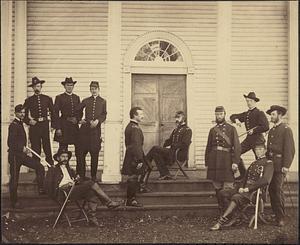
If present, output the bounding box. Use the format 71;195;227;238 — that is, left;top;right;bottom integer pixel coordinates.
266;105;295;227
23;77;55;179
146;111;192;180
76;81;107;181
121;107;148;207
205;106;241;214
53;77;81;174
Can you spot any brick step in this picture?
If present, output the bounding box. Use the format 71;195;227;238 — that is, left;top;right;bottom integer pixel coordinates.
2;203;297;220
2;190;298;208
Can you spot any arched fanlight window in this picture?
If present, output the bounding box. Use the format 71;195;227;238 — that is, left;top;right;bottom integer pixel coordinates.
135;40;183;62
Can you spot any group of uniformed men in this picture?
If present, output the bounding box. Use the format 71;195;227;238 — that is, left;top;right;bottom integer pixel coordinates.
8;76;295;228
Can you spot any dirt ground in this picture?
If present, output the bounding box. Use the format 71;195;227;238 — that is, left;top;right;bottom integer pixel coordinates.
1;210;298;244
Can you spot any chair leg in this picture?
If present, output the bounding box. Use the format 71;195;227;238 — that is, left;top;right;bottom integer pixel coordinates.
175;160;189;179
64;212;72;227
76;200;89;223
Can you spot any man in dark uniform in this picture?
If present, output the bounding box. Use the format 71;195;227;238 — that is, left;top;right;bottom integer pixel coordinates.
44;149;120;226
8;105;45;209
210;143;274;230
53;77;81;172
266;105;295;227
205;106;241;214
23;77;54;183
146;111;192;180
121;107;149;207
76;81;106;181
230;92;269;159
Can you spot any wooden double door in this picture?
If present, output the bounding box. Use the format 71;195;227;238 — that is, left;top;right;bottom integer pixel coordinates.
132;74;187;154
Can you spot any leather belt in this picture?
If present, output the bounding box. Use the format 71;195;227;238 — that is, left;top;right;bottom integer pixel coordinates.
269;152;282;158
34;117;48;122
212;146;231;152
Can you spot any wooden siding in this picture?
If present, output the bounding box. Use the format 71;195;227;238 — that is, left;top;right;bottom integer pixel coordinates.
26;0;109;168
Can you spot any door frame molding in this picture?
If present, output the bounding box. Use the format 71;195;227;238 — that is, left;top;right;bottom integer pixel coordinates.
123;30;196;167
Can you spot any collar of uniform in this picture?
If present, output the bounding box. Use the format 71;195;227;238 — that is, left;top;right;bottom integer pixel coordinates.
34;92;42;96
273;120;283;127
257;156;266;160
14;117;22;123
177;122;186;128
130;119;139;125
64;92;73;96
216;121;226;126
92;95;98;99
248;107;257;112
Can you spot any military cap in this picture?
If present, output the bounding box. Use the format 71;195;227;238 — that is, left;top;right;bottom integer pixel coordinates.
266;105;287;116
215;106;225;112
243;92;260;102
53;148;72;162
28;77;45;87
14;104;24;113
175;111;185;118
90;81;99;88
61;77;77;85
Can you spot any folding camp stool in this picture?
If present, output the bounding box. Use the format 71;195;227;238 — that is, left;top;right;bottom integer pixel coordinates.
174;148;190;179
52;188;89;229
239;186;270;228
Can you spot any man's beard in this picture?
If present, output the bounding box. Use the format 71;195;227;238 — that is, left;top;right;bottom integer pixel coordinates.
271;117;279;124
216;118;225;124
60;160;68;165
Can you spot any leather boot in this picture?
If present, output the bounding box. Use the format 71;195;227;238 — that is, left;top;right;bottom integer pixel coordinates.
210;216;229;231
91;183;120;209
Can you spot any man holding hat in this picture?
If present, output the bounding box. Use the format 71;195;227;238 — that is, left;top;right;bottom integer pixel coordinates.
23;77;55;181
266;105;295;226
8;104;46;208
205;106;241;214
44;149;120;226
53;77;81;171
146;111;192;180
210;142;274;230
76;81;107;181
230;92;269;158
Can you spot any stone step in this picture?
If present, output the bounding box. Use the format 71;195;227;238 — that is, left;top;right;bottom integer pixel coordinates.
2;190;298;208
2;203;297;220
2;178;298;194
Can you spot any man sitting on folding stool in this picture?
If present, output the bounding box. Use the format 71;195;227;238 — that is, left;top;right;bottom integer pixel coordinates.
146;111;192;180
44;149;120;226
210;143;274;231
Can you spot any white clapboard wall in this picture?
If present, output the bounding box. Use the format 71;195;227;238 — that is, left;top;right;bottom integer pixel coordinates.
120;1;218;168
229;1;288;167
26;0;109;169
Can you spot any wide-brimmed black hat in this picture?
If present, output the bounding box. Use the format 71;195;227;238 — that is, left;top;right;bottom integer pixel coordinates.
53;149;72;162
28;77;45;87
266;105;287;116
90;81;99;88
61;77;77;85
243;92;260;102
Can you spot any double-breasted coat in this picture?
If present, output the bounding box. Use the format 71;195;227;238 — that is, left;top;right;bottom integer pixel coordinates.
205;122;241;182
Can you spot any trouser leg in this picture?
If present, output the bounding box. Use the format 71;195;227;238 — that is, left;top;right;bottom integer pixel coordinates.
9;155;21;207
90;151;100;179
74;143;81;169
127;175;139;201
29;125;42;162
21;154;45;190
149;146;171;176
78;150;88;178
269;172;285;220
91;182;112;205
41;123;54;165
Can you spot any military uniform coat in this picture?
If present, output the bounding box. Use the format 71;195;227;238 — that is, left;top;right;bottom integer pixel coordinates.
77;96;107;153
230;107;269;149
121;120;145;176
7;119;27;156
205;122;241;182
266;123;295;172
163;123;192;162
53;93;81;144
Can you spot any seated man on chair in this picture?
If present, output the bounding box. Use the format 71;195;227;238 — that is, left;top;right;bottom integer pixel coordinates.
44;149;120;226
146;111;192;180
210;143;274;231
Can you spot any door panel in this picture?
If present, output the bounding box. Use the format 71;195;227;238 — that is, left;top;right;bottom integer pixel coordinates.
132;74;186;154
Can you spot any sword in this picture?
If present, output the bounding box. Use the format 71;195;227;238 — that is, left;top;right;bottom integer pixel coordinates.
238;126;258;138
26;147;51;168
254;166;264;230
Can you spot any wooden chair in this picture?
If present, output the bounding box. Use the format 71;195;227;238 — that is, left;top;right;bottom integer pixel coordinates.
52;187;89;229
239;185;270;228
174;147;190;179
